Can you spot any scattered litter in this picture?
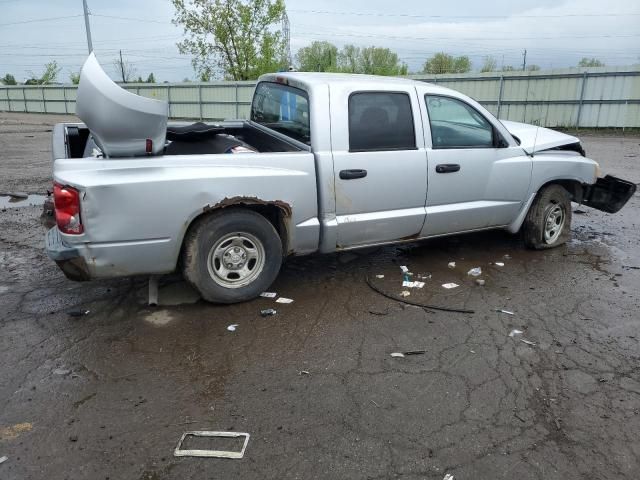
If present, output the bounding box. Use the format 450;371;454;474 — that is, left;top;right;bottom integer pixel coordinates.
495;309;515;315
260;309;277;317
402;281;426;288
419;274;432;280
227;324;238;332
399;291;411;297
495;262;505;267
402;280;413;287
403;350;427;355
415;281;425;288
0;456;7;465
259;292;277;298
521;339;536;346
299;370;310;375
375;274;385;279
509;329;524;337
390;352;405;358
275;297;294;304
467;267;482;277
442;283;459;289
400;265;409;273
504;254;511;259
443;474;455;480
174;431;250;459
67;310;90;318
448;262;456;269
475;279;485;286
53;368;71;376
470;350;476;354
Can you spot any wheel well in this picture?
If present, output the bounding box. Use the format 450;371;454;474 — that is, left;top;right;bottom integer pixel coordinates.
538;179;586;203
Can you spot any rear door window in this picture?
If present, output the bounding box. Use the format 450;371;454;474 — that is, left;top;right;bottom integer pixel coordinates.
426;95;494;148
348;92;416;152
251;82;310;145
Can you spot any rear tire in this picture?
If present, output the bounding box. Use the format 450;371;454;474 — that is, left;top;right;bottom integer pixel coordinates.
522;184;572;250
182;210;283;303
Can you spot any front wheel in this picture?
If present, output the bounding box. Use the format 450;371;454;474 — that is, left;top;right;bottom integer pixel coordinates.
182;210;283;303
522;184;572;249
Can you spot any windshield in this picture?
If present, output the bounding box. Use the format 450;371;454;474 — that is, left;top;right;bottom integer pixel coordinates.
251;82;310;145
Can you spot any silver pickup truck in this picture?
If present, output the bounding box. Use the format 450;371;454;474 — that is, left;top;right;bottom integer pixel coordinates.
46;54;636;303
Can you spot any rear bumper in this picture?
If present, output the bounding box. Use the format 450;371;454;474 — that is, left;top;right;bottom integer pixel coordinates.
583;175;637;214
45;227;91;281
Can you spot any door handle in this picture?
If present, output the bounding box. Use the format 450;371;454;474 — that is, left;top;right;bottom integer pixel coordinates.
435;164;461;173
339;169;368;180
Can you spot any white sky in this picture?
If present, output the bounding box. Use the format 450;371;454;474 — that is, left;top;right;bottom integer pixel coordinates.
0;0;638;82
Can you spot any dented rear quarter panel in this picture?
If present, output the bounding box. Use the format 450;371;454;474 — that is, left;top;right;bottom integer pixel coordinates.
53;152;319;277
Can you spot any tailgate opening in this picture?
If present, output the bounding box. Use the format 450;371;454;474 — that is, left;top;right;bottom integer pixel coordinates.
582;175;637;214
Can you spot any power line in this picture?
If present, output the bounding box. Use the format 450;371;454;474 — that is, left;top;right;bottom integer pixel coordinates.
0;14;83;27
91;14;170;24
289;9;640;19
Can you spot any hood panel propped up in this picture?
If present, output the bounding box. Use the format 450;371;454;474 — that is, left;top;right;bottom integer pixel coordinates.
500;120;581;155
75;53;169;157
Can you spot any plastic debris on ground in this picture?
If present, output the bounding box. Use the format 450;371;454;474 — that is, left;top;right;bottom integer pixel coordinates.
419;274;432;280
399;291;411;297
467;267;482;277
521;339;536;346
0;456;7;465
390;352;405;358
402;281;426;288
299;370;310;375
476;279;485;286
391;350;426;358
275;297;294;304
495;262;505;267
375;274;385;279
443;474;455;480
259;292;277;298
174;431;250;459
260;309;277;317
442;283;459;289
495;309;515;315
400;265;409;273
509;329;524;337
448;262;456;269
227;324;238;332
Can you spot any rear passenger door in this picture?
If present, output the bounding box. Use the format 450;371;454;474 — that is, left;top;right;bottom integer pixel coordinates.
330;86;428;248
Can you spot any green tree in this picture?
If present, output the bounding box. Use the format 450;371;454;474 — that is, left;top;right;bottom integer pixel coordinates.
70;72;81;84
172;0;287;80
359;46;408;76
337;44;361;73
422;53;471;74
578;57;604;67
296;41;338;72
1;73;17;85
25;61;62;85
501;65;517;72
480;56;497;73
146;73;156;83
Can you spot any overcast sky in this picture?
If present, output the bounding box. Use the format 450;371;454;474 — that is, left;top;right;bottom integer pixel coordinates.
1;0;638;82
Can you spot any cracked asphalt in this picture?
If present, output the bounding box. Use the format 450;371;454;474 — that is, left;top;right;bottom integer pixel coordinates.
1;113;640;480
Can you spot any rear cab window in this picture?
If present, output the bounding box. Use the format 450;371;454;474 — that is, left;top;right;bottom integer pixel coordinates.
251;82;310;145
348;92;416;152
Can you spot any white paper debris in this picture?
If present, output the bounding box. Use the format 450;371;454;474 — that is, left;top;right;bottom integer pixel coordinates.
259;292;277;298
448;262;456;269
496;309;515;315
227;324;238;332
476;279;485;286
442;283;459;289
375;274;385;279
0;456;8;465
419;274;431;280
390;352;405;358
402;281;413;287
399;291;410;297
403;281;426;288
467;267;482;277
509;329;524;337
414;281;425;289
276;297;294;304
443;474;455;480
521;339;536;346
400;265;409;273
495;262;505;267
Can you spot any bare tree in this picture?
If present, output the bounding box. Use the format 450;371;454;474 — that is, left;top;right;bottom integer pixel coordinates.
113;51;137;83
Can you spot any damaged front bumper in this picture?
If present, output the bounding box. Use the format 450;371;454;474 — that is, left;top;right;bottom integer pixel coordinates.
582;175;637;214
45;227;91;281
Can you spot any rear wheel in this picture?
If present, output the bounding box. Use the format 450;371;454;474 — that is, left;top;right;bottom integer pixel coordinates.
523;184;572;249
182;210;283;303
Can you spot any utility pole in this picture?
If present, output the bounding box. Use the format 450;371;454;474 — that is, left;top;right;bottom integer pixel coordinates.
282;12;292;68
119;50;126;83
82;0;93;53
522;49;527;71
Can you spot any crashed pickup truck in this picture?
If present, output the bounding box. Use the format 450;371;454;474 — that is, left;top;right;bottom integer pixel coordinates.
46;53;636;303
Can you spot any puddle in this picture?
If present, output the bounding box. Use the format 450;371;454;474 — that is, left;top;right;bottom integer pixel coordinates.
0;194;48;209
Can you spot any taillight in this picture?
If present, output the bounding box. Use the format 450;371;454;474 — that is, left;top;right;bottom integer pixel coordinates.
53;182;83;234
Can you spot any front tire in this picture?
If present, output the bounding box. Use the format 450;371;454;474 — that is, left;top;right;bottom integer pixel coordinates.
522;184;572;250
182;210;283;303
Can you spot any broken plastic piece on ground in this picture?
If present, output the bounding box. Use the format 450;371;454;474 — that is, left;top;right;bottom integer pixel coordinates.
375;274;385;279
419;274;431;280
68;310;90;317
448;262;456;268
0;456;7;465
399;291;411;297
174;431;250;459
442;283;459;289
299;370;310;375
443;474;455;480
275;297;294;304
476;279;485;286
400;265;409;273
521;339;536;346
496;309;515;315
467;267;482;277
227;324;238;332
259;292;277;298
509;329;524;337
390;352;405;358
495;262;505;267
260;309;277;317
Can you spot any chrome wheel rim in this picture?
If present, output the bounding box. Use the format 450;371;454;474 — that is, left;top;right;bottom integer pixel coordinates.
207;232;265;288
543;203;565;244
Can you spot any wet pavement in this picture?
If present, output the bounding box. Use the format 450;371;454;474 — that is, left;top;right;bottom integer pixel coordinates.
1;113;640;480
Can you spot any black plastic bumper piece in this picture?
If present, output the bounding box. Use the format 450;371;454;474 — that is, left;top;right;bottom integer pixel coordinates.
583;175;637;214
